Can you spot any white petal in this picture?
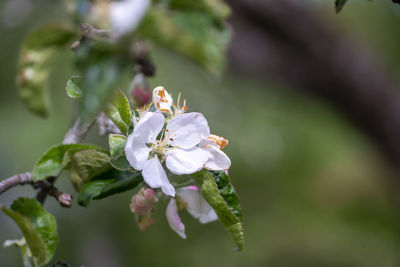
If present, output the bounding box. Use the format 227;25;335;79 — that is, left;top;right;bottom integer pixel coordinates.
160;173;176;197
201;145;231;171
166;113;210;149
177;187;218;224
166;147;210;175
110;0;150;37
142;157;175;197
199;209;218;224
141;157;163;188
153;86;173;113
125;134;150;170
166;199;186;239
133;112;165;143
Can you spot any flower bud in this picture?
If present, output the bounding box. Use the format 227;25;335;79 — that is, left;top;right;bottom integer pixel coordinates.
130;73;151;107
129;188;157;216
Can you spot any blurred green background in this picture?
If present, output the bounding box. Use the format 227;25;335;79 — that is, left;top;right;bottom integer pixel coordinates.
2;1;400;266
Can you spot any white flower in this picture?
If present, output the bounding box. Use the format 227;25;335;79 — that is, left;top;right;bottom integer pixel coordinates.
109;0;150;37
166;186;217;239
124;111;211;196
152;86;173;113
199;134;231;171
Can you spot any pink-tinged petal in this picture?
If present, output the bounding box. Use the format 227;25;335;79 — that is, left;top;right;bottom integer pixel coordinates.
153;86;173;113
166;113;210;149
166;199;186;239
133;112;165;143
177;187;218;224
202;146;231;171
142;157;175;197
125;134;150;170
166;147;210;175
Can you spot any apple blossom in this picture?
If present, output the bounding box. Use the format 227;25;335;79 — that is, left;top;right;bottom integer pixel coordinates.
124;87;231;197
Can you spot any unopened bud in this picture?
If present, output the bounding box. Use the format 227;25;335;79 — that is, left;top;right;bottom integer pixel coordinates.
130;73;151;107
130;188;157;216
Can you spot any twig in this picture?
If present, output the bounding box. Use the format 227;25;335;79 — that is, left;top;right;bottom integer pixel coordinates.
0;172;33;194
62;118;94;144
34;180;72;208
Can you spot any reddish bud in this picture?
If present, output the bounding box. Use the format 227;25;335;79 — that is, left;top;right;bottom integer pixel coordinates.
132;85;151;107
130;188;157;216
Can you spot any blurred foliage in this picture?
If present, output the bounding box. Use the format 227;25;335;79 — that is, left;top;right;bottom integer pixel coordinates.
1;0;400;267
17;24;77;117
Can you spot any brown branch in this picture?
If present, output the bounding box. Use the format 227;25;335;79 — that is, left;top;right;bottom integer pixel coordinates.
34;180;72;208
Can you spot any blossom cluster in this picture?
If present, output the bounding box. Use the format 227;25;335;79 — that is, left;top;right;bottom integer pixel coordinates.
124;86;231;238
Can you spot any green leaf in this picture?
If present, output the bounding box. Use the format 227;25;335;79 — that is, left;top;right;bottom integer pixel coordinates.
105;91;131;134
17;24;77;117
210;170;242;221
78;169;142;207
32;143;105;181
193;170;244;251
65;76;82;100
335;0;349;13
108;134;131;170
69;150;112;191
109;134;126;158
1;198;58;265
138;8;231;74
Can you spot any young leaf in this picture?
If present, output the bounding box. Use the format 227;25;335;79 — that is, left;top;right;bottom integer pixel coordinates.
104;91;132;134
65;76;82;100
17;24;77;117
138;8;231;74
32;143;105;181
192;170;244;251
78;170;142;207
69;150;112;191
335;0;349;13
109;134;127;158
1;198;58;265
210;170;242;221
109;134;131;170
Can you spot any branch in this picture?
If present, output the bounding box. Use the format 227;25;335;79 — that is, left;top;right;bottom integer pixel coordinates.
62;118;94;144
0;118;93;203
34;180;72;208
0;172;32;194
